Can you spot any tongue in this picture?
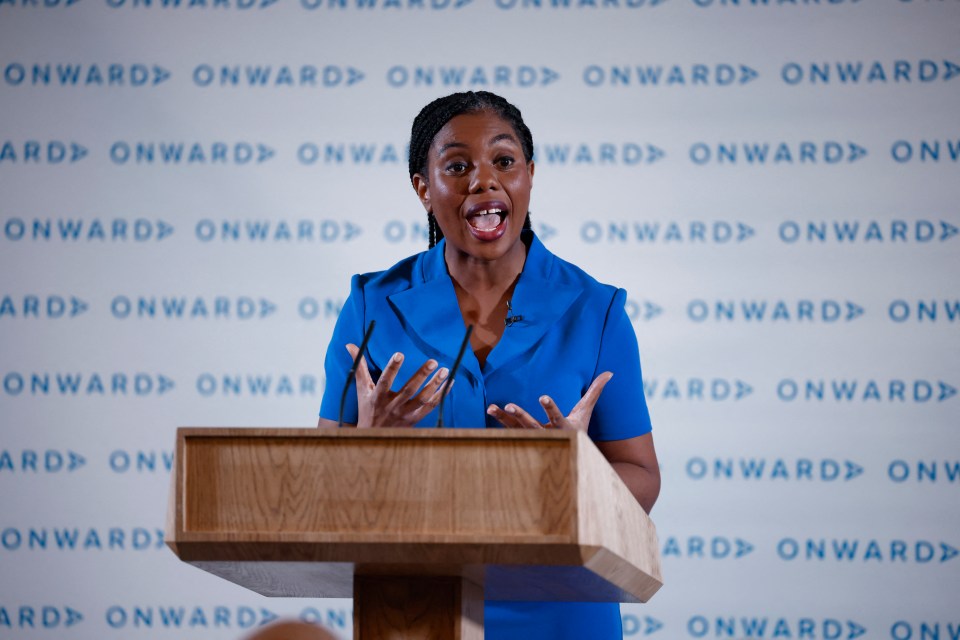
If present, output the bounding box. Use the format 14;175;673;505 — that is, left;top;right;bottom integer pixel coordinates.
469;213;503;230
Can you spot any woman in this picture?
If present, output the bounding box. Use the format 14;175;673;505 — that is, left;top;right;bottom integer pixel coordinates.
318;91;659;639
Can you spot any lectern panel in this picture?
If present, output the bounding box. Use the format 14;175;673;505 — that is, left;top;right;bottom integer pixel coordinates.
182;433;575;540
167;428;663;607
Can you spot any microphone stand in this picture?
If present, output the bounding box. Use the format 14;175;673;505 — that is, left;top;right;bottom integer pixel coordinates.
338;320;375;428
436;325;473;428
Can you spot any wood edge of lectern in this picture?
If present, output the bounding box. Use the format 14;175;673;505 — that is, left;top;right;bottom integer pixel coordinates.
165;425;663;605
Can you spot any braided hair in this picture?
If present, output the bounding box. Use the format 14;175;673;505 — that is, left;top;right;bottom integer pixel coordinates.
408;91;534;248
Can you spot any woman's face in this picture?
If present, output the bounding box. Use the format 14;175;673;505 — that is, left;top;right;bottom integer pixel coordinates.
413;110;534;263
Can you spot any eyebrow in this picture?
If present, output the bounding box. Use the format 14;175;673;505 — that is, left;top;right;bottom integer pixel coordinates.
437;133;518;155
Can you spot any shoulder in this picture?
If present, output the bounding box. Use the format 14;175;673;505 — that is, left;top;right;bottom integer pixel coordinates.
350;249;429;296
535;237;623;307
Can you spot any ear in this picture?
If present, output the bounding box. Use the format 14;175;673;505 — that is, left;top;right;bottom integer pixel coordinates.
412;174;431;212
527;160;535;185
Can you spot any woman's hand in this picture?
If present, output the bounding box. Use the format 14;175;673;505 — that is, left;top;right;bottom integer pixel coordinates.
486;371;613;431
347;343;450;428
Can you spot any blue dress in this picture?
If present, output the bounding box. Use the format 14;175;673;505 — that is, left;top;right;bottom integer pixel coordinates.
319;231;653;639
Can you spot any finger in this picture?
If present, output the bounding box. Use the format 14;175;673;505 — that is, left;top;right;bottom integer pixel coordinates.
407;378;454;423
486;404;525;429
394;358;439;398
345;343;375;390
538;395;567;428
401;368;450;418
377;352;404;392
573;371;614;414
502;403;544;429
418;367;451;403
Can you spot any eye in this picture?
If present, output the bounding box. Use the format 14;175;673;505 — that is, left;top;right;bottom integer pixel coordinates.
495;156;515;169
445;161;468;174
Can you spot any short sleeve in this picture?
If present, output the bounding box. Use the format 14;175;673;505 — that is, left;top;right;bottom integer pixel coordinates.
587;288;653;442
318;275;366;424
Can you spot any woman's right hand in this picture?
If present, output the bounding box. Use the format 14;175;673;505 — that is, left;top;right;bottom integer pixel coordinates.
346;343;450;428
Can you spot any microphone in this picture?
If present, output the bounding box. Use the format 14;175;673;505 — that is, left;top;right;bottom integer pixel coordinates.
505;300;523;327
338;320;376;428
436;324;473;428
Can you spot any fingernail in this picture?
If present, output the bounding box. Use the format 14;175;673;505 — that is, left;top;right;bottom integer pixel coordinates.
506;405;516;414
540;396;551;405
392;353;402;363
487;406;496;415
438;367;449;379
427;360;438;371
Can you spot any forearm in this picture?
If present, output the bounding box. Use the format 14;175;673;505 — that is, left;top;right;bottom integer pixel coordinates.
610;461;660;514
595;433;660;514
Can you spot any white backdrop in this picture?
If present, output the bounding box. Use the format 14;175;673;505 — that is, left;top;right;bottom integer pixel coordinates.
1;1;958;638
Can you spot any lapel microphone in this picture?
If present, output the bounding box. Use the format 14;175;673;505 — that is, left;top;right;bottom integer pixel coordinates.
505;300;523;327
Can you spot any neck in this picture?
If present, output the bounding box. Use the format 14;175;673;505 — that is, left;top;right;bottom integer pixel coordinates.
442;238;527;296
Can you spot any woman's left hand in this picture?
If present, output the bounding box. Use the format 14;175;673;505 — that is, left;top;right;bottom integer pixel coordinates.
486;371;613;431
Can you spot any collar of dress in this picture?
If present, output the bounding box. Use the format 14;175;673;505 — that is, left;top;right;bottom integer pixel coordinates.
386;231;584;380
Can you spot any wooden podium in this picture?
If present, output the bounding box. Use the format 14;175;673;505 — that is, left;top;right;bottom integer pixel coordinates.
165;428;662;639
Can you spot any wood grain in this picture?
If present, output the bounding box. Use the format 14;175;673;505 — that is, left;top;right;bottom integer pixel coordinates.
166;427;663;605
353;575;482;640
182;431;572;540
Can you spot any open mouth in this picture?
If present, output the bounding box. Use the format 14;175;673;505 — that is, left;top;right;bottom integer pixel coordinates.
467;208;506;232
464;202;510;242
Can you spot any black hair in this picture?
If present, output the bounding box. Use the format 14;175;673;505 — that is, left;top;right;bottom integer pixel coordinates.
408;91;534;248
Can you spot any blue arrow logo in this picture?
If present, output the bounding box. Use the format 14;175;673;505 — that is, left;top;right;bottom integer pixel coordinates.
647;145;665;163
536;223;557;241
941;221;958;241
848;143;867;162
70;297;89;317
153;66;171;85
940;542;958;562
735;538;754;558
938;382;956;401
158;221;175;240
643;617;663;635
261;0;279;8
347;67;365;86
260;299;277;318
846;302;864;321
66;607;84;626
455;0;472;7
643;301;663;321
71;143;88;162
944;60;960;81
740;65;759;84
735;380;753;400
542;68;560;86
844;461;864;481
737;223;755;242
848;621;867;639
257;144;275;163
344;222;363;241
69;451;86;471
260;608;279;624
159;375;175;395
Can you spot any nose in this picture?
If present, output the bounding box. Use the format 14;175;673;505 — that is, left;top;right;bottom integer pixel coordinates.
469;163;499;193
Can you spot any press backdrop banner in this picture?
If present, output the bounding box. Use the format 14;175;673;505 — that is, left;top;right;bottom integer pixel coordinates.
1;2;958;639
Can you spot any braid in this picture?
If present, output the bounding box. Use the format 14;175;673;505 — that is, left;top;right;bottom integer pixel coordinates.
428;212;440;249
411;92;536;250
